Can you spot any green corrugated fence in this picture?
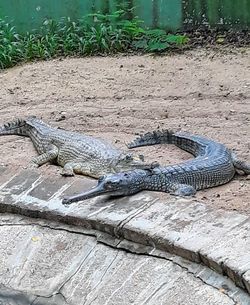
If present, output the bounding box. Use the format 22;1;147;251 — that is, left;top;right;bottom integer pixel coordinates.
0;0;249;33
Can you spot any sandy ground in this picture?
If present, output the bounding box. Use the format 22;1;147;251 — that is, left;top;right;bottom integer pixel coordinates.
0;48;249;214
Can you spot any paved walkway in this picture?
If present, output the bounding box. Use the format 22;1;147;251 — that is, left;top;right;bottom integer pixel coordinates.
0;167;249;304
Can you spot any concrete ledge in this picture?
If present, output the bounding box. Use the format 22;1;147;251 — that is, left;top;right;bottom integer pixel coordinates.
0;168;249;294
243;271;250;294
1;214;249;305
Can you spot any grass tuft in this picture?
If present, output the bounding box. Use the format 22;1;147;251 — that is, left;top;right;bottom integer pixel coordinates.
0;11;189;69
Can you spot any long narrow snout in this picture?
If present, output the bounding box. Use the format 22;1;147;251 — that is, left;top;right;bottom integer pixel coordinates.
62;183;107;205
62;169;147;206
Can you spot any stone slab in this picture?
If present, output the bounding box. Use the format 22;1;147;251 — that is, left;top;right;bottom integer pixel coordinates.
60;245;234;305
0;165;16;185
28;175;69;201
0;223;95;296
243;270;250;294
199;220;250;288
0;285;36;305
0;169;249;294
2;170;40;195
121;199;249;280
0;214;248;305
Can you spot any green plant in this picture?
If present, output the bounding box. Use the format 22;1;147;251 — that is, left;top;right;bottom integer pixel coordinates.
0;11;189;69
0;20;23;68
133;29;189;52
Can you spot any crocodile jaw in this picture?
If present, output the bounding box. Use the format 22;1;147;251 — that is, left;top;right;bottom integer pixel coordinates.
62;184;108;205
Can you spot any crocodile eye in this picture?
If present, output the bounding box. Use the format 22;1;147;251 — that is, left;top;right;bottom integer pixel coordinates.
98;176;105;182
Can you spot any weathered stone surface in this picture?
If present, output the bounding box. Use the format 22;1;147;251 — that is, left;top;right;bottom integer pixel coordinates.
1;170;40;195
0;169;249;294
28;176;69;201
62;176;96;197
0;285;68;305
0;215;247;305
0;285;35;305
199;220;250;288
122;199;249;272
34;294;67;305
0;224;96;296
0;165;17;185
61;247;234;305
243;270;250;294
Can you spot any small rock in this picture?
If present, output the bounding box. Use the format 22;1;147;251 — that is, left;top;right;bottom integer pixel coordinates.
7;89;14;94
56;115;66;122
162;110;169;118
18;101;27;105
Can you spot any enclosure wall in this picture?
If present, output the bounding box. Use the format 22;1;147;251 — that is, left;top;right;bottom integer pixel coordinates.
0;0;249;32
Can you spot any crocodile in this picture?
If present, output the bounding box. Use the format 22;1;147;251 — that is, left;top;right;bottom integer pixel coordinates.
62;129;250;204
0;116;155;178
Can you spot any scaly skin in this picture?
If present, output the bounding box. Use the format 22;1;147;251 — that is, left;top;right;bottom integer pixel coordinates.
0;117;154;178
62;130;250;204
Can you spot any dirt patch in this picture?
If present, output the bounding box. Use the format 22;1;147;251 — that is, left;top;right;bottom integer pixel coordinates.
0;48;249;214
186;29;250;48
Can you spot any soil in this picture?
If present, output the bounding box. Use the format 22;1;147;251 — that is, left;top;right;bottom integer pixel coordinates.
0;48;249;214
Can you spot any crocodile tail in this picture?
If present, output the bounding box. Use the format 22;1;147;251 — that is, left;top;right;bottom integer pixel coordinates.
128;130;175;148
25;116;51;128
0;118;29;136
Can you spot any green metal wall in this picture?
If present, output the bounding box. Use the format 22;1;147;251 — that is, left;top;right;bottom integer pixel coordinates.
0;0;249;33
183;0;250;29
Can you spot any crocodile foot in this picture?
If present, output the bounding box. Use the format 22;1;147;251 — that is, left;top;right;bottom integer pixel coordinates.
170;184;196;197
28;161;39;169
232;153;250;175
61;170;75;177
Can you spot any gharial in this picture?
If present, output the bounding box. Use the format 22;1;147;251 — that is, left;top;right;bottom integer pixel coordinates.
0;116;156;177
62;129;250;204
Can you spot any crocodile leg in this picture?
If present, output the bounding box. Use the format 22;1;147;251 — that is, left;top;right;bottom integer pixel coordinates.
31;145;58;167
61;162;100;178
169;183;196;197
61;163;77;176
232;153;250;175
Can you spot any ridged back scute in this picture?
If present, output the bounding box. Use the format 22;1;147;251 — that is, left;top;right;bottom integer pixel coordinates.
0;116;54;138
25;116;52;129
128;129;209;158
172;132;207;157
0;118;28;136
128;130;175;148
